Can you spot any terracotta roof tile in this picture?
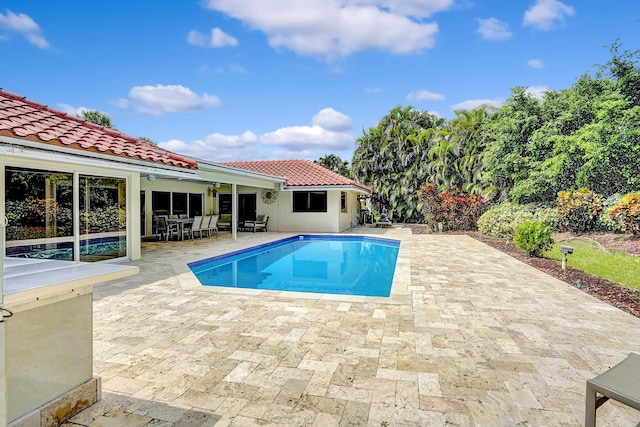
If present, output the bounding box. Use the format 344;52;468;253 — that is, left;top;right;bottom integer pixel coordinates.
0;89;197;170
222;159;371;192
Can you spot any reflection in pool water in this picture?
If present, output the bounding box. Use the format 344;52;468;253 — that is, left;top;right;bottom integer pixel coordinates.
189;235;400;297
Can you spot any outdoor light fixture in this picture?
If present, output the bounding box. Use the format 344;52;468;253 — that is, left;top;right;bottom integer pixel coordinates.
147;174;156;181
560;245;573;270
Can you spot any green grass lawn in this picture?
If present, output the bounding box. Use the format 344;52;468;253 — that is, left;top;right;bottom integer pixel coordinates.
544;240;640;291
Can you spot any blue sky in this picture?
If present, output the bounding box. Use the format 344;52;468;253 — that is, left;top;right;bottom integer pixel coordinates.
1;1;637;163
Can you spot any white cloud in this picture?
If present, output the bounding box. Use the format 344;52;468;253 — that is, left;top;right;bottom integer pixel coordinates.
523;0;575;31
407;89;445;101
525;85;548;100
0;9;49;48
126;84;221;115
351;0;454;19
527;58;544;69
211;28;238;47
205;0;442;58
188;28;238;48
187;30;207;47
312;108;353;132
476;17;512;41
451;99;503;111
158;108;355;161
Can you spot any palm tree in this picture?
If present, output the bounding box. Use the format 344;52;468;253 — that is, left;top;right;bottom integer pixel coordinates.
352;105;443;222
77;110;113;129
315;154;351;177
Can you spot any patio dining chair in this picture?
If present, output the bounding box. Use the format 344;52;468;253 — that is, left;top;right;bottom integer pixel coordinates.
206;214;219;237
156;215;178;241
190;216;205;239
180;217;196;240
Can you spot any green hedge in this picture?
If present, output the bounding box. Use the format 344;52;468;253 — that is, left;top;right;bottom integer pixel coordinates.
477;203;557;238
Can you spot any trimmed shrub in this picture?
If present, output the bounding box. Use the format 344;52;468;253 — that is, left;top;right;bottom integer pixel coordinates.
608;192;640;236
596;193;624;232
556;188;603;233
477;203;557;238
514;220;554;257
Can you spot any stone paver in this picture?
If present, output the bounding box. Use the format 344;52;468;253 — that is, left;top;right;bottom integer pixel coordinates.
67;229;640;426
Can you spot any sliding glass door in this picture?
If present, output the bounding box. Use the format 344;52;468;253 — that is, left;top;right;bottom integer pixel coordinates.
4;167;127;261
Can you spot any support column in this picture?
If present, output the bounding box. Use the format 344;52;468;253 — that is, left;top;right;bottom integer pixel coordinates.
232;183;237;241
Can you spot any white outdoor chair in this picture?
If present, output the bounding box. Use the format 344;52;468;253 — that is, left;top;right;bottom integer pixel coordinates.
206;214;219;237
190;216;205;239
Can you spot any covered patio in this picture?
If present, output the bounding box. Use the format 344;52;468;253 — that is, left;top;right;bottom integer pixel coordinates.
66;229;640;426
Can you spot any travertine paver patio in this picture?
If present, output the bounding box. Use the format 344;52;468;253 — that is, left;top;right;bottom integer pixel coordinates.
66;228;640;426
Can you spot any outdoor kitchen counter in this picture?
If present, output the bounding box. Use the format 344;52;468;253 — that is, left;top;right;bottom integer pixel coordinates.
2;257;138;426
3;257;138;310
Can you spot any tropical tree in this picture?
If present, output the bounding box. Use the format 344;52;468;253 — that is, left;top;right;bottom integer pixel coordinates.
78;110;113;129
352;105;444;222
480;86;544;203
315;154;351;178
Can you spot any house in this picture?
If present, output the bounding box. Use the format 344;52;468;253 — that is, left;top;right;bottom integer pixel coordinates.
221;160;370;233
0;88;371;263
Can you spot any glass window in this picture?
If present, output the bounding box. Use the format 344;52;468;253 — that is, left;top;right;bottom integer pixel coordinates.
4;168;128;262
79;175;127;261
151;191;203;235
5;167;74;259
341;192;347;213
172;192;187;216
189;193;203;216
293;191;327;212
152;191;170;216
219;193;232;215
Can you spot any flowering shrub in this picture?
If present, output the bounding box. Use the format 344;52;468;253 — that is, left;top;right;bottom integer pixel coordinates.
418;185;486;231
608;192;640;236
514;220;554;257
556;188;603;233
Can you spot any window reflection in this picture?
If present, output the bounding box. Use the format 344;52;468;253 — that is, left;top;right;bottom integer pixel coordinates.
79;175;127;261
5;168;74;259
4;168;127;261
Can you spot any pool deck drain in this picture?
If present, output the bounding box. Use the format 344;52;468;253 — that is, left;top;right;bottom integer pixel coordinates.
66;229;640;426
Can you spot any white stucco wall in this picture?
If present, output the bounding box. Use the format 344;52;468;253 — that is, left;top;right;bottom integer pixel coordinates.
276;189;361;233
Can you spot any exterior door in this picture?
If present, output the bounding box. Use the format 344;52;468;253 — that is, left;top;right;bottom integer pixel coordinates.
238;194;256;222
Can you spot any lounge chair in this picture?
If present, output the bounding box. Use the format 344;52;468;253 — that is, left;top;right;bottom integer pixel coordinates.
218;214;232;231
245;215;269;232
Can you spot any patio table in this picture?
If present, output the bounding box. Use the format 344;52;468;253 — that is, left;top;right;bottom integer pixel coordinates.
167;218;194;241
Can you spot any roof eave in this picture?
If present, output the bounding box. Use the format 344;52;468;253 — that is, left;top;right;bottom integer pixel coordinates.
0;135;199;176
282;184;372;194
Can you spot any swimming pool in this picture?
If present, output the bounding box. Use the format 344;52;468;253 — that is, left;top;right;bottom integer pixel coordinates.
188;235;400;297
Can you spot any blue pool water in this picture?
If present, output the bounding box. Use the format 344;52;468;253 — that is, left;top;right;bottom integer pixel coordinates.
188;235;400;297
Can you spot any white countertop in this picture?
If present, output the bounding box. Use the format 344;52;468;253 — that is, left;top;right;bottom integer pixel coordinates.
2;257;139;310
